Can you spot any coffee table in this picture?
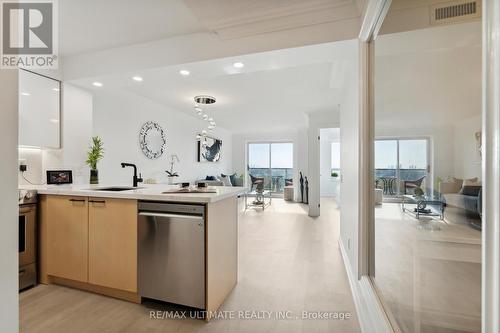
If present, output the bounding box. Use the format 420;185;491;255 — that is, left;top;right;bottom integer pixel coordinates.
244;190;272;210
402;194;446;231
402;194;446;220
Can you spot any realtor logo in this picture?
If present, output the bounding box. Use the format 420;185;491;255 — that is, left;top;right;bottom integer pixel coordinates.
1;0;58;68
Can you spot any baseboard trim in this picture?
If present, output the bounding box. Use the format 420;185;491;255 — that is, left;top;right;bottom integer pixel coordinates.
339;239;395;333
47;276;141;303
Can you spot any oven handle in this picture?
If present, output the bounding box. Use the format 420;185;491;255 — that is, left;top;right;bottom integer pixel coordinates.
139;212;204;221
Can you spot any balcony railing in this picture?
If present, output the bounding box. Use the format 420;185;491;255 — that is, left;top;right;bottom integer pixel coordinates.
248;168;293;193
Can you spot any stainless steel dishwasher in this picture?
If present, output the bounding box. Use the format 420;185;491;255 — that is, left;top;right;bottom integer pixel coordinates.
138;201;205;309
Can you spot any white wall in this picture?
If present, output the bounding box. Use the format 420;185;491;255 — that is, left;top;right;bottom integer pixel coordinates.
92;90;232;185
339;52;360;277
453;115;482;180
375;22;482;187
0;70;19;332
232;128;308;202
18;83;93;185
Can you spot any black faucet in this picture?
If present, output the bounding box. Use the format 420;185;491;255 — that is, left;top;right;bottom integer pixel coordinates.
121;163;143;187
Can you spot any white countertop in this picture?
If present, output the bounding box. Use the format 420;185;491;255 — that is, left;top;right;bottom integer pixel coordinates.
19;184;245;204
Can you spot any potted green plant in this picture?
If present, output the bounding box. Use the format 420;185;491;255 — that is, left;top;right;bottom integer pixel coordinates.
331;171;339;178
86;136;104;184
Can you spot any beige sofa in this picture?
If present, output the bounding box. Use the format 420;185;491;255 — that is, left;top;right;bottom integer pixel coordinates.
439;180;481;226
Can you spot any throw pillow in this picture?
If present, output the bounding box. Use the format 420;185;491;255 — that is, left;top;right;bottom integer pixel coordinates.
463;178;481;186
461;185;482;196
220;174;232;186
222;173;238;186
454;177;479;194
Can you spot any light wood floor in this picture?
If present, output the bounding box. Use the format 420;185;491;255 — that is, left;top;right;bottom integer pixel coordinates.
20;198;360;333
374;202;481;333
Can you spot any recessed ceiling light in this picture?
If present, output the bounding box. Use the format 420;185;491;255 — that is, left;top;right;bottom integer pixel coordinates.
49;118;59;123
92;82;103;87
233;62;244;68
52;88;60;92
179;70;190;76
194;107;202;112
132;76;143;82
21;92;30;96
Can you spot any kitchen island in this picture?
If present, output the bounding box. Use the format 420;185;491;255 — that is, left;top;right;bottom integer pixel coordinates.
33;184;243;321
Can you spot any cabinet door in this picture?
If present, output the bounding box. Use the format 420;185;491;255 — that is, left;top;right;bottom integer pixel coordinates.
88;198;137;292
47;196;88;282
19;69;60;148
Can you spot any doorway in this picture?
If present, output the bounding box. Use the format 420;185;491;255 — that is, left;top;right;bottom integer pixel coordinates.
320;128;341;206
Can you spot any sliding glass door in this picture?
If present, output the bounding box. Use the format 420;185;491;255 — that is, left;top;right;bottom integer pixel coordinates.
248;142;293;194
375;138;429;197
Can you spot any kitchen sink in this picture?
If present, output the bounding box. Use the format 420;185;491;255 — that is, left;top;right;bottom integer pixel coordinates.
89;187;143;192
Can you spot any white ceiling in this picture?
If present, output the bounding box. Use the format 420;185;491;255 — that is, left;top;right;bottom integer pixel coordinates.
59;0;205;56
70;40;358;133
58;0;364;58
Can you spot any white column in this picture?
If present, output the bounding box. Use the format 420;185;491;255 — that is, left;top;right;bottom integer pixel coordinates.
482;0;500;332
0;70;20;332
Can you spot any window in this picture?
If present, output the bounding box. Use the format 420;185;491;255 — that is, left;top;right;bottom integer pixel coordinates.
375;138;429;195
248;142;293;194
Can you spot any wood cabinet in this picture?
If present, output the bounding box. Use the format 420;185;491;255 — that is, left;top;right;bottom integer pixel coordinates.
42;195;138;295
46;196;88;282
88;198;137;292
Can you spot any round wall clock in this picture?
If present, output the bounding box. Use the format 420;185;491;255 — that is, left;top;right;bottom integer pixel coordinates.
139;121;166;159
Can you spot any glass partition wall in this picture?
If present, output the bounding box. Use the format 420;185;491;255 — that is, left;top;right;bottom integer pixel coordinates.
372;17;482;333
247;142;293;194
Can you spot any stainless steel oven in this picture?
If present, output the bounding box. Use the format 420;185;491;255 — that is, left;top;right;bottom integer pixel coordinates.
19;190;37;290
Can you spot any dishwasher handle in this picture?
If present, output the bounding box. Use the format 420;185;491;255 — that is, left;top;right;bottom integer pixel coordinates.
139;211;204;221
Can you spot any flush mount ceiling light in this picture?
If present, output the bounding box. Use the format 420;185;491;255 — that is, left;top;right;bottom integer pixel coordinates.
194;95;216;105
21;92;30;96
233;62;244;68
132;76;143;82
92;82;103;87
179;69;190;76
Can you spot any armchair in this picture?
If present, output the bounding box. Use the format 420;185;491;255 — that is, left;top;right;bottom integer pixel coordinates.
249;174;265;191
403;176;426;194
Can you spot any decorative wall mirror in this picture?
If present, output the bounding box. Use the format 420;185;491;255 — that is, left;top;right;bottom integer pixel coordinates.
139;121;166;159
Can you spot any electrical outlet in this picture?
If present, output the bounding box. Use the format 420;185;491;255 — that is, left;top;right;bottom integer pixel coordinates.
19;159;28;172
